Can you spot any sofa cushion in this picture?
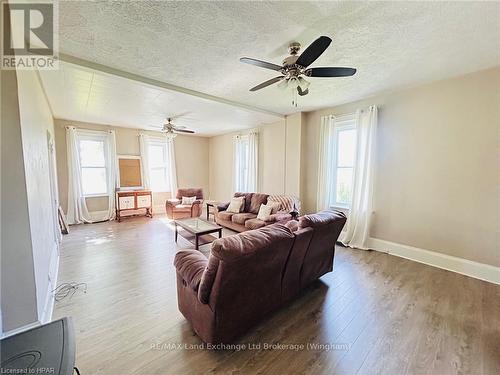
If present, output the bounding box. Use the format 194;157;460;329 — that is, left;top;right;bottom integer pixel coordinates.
181;196;197;205
174;250;208;291
176;188;203;200
249;193;269;214
231;212;257;225
268;195;300;213
244;218;266;230
234;192;253;212
175;204;193;211
218;211;235;221
285;220;299;232
211;224;294;262
257;204;273;221
227;197;245;213
299;210;347;229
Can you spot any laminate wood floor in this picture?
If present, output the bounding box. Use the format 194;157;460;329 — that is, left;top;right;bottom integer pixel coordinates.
53;216;500;375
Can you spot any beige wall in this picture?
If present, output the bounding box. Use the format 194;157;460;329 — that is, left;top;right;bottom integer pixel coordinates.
54;119;210;213
208;133;234;201
260;120;286;194
1;69;39;331
16;69;59;324
302;67;500;267
284;112;304;197
208;116;305;202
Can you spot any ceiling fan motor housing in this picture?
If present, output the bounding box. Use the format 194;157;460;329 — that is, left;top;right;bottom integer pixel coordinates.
283;55;299;67
288;42;301;56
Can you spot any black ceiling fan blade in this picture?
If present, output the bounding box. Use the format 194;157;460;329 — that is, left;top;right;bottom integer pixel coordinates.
174;129;195;134
305;67;357;77
240;57;283;72
296;36;332;68
249;76;284;91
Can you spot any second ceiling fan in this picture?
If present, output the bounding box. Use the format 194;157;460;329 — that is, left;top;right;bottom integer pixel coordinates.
240;36;356;97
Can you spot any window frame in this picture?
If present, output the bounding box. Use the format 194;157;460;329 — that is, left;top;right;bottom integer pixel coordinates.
329;117;357;209
77;134;110;198
147;139;170;193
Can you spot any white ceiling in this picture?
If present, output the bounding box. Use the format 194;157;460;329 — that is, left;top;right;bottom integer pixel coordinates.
38;61;283;135
45;1;500;132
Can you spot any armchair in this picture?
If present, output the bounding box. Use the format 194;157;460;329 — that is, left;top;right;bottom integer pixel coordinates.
166;188;204;220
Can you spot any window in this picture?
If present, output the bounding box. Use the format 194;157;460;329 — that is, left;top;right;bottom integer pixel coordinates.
235;136;250;192
330;120;357;208
147;141;170;192
78;136;108;196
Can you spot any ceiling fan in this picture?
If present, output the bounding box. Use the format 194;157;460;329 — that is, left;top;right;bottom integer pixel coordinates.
150;118;195;139
240;36;356;99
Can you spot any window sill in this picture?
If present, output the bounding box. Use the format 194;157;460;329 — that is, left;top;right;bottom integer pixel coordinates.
84;194;109;198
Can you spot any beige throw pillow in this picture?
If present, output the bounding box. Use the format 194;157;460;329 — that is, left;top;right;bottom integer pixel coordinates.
257;204;273;221
181;196;197;205
227;197;245;213
267;201;281;214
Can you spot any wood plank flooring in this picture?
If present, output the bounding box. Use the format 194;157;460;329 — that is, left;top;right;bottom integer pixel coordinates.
53;216;500;375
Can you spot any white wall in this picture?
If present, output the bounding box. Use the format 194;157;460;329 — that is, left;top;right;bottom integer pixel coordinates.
1;69;39;332
15;69;59;324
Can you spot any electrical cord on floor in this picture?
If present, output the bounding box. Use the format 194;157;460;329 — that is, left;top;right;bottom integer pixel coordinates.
74;366;81;375
52;282;87;301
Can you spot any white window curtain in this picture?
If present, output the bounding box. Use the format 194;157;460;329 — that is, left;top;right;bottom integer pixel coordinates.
234;132;258;192
317;115;335;211
66;127;118;224
139;134;178;196
340;105;378;249
139;133;151;189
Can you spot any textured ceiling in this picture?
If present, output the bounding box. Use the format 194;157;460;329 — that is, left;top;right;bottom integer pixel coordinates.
39;61;282;135
58;1;500;115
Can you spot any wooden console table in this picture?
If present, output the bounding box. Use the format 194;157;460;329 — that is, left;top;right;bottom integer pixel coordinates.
116;190;153;222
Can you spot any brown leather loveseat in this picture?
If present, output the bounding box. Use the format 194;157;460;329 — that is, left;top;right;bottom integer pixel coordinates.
174;210;347;343
215;192;300;232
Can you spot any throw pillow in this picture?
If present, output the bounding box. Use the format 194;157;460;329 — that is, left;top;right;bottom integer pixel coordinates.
267;201;281;214
227;197;245;213
257;204;273;221
181;196;197;205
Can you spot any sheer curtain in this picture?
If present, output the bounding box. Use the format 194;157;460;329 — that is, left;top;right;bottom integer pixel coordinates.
247;132;258;192
139;134;178;196
139;133;151;189
340;105;378;249
317;115;335;211
234;132;258;192
166;138;178;195
66;127;118;224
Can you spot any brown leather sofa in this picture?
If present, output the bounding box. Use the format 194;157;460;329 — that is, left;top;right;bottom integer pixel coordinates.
166;188;204;220
215;192;299;232
174;210;347;343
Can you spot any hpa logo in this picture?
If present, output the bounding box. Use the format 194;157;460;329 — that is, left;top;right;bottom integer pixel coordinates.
1;0;58;69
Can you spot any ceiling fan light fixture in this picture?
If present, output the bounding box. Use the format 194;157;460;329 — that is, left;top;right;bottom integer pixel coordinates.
165;131;177;140
298;76;310;90
288;77;299;89
277;79;288;90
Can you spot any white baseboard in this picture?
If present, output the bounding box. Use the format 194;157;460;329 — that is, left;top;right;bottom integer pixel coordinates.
368;238;500;285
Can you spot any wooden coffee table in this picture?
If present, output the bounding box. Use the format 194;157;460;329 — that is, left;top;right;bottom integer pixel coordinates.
174;218;222;250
